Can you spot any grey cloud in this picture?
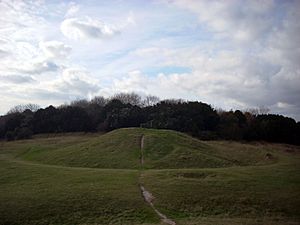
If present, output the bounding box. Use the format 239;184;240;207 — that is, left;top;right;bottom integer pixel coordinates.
15;61;60;75
30;89;77;101
162;0;300;120
170;0;274;44
60;17;120;40
0;74;35;83
54;78;99;96
0;49;10;58
269;100;300;122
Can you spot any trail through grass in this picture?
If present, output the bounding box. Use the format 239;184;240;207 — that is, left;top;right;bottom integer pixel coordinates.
139;134;176;225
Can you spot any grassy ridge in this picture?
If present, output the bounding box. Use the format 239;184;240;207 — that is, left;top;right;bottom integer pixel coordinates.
142;130;277;168
19;129;142;169
18;128;276;169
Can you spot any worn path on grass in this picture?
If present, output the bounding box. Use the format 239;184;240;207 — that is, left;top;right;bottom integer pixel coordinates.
139;135;176;225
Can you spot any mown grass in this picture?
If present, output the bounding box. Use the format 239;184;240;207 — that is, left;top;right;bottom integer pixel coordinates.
141;163;300;223
141;143;300;224
0;128;299;225
0;158;159;225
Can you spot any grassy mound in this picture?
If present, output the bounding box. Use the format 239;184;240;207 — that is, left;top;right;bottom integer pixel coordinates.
18;128;275;169
142;129;276;168
19;129;142;169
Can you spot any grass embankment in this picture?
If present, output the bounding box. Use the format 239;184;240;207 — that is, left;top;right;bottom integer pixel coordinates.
17;130;142;169
0;128;299;225
17;128;277;169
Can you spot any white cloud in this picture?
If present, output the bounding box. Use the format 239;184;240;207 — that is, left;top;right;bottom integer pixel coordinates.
65;2;80;18
52;68;100;97
276;102;293;109
60;17;120;40
0;0;48;42
1;40;64;75
15;60;60;75
113;70;149;92
39;41;72;59
0;0;67;77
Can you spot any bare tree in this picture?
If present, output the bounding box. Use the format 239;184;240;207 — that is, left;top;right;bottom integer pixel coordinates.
259;106;270;114
244;108;259;116
112;92;142;106
91;96;107;107
70;99;90;108
162;98;186;104
244;106;270;116
215;107;226;115
7;103;40;114
142;95;160;107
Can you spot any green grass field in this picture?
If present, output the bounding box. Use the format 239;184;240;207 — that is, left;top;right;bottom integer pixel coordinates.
0;128;299;225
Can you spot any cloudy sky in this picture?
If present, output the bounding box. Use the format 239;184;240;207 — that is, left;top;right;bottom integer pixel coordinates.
0;0;299;120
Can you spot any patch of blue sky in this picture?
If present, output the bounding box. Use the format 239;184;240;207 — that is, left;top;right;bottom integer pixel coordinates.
70;46;135;73
157;29;215;49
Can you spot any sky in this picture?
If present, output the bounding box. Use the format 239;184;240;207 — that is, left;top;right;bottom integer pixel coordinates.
0;0;299;121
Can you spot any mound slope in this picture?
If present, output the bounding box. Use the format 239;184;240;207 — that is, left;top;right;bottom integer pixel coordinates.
19;128;274;169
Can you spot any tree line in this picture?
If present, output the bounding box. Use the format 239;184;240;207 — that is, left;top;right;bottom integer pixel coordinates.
0;93;299;145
